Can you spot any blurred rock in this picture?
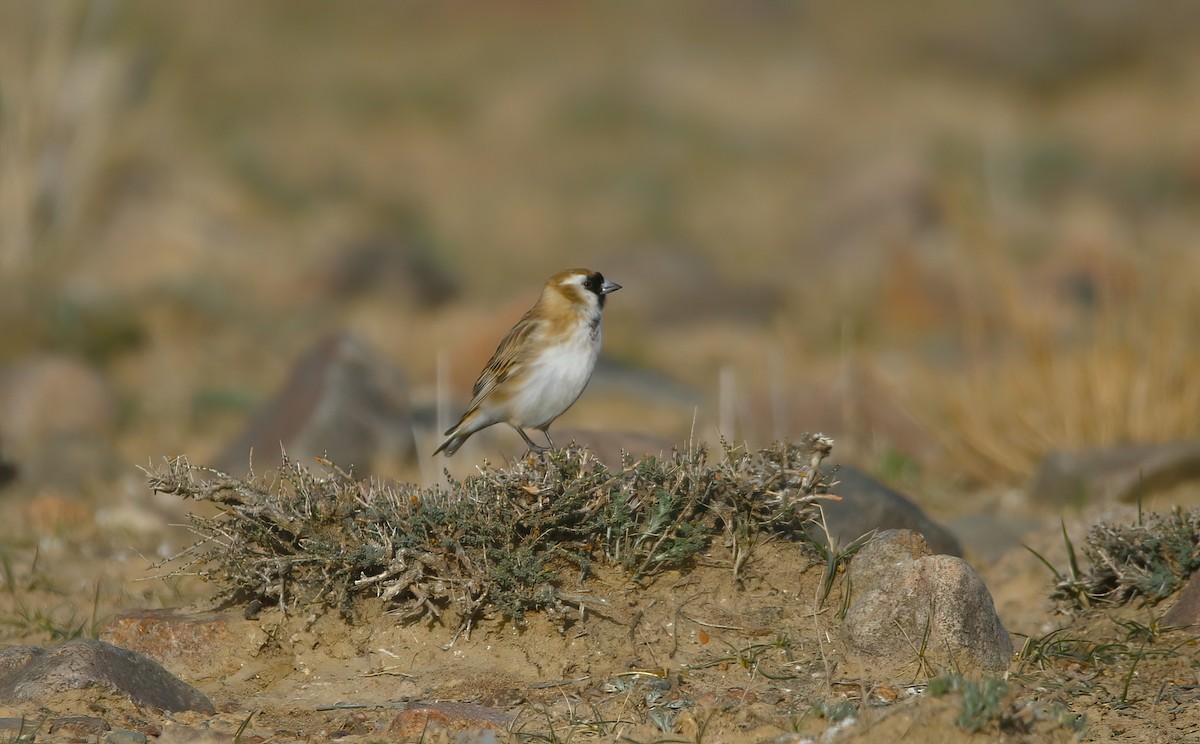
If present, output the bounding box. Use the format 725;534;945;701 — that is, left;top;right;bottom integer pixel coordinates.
1029;442;1200;509
0;355;118;449
1161;570;1200;633
842;530;1013;673
812;465;962;556
216;331;415;476
0;639;214;714
0;354;122;489
318;233;457;309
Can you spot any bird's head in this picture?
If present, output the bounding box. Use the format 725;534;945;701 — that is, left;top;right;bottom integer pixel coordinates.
546;268;621;312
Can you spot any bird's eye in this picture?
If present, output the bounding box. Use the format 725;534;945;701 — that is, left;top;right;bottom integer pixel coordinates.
585;273;602;293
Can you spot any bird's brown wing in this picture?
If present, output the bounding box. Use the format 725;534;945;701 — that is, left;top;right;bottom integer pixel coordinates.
468;312;540;405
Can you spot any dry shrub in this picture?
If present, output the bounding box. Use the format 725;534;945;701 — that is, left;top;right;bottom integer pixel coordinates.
147;436;834;636
1050;507;1200;610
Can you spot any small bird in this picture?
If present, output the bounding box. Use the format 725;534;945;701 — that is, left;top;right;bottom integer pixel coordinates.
434;268;621;457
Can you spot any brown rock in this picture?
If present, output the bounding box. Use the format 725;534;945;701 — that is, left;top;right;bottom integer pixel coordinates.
0;354;121;488
100;610;235;676
388;701;514;738
842;529;1013;673
1161;570;1200;632
0;355;118;452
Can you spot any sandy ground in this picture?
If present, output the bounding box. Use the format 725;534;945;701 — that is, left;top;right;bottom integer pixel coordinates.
0;477;1197;742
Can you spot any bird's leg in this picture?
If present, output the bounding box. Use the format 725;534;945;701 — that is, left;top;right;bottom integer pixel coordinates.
542;429;556;450
515;426;548;454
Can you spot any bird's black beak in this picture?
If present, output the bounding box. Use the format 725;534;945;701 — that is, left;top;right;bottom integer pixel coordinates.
599;279;621;295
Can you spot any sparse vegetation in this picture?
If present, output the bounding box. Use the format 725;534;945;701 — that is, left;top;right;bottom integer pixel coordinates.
147;437;834;635
0;550;104;642
928;674;1009;733
1006;507;1200;740
1036;507;1200;611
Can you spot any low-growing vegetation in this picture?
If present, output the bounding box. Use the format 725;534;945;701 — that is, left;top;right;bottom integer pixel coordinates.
146;436;835;636
1030;507;1200;611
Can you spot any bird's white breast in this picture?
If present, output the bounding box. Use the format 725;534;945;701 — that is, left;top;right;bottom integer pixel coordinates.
509;325;601;429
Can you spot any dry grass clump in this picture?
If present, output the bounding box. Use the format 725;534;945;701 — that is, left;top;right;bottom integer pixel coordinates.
926;311;1200;486
902;220;1200;486
147;436;833;635
1044;507;1200;611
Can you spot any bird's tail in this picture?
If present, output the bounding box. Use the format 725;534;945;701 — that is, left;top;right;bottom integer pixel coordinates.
432;433;466;457
431;408;486;457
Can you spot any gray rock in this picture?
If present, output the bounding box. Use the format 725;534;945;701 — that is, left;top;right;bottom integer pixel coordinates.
106;731;149;744
216;331;415;476
842;529;1013;673
812;465;962;556
0;639;214;714
1029;442;1200;508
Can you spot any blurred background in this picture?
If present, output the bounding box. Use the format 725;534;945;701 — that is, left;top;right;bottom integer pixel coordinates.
3;0;1200;523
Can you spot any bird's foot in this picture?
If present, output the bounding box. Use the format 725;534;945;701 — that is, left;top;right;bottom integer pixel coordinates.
515;427;554;456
